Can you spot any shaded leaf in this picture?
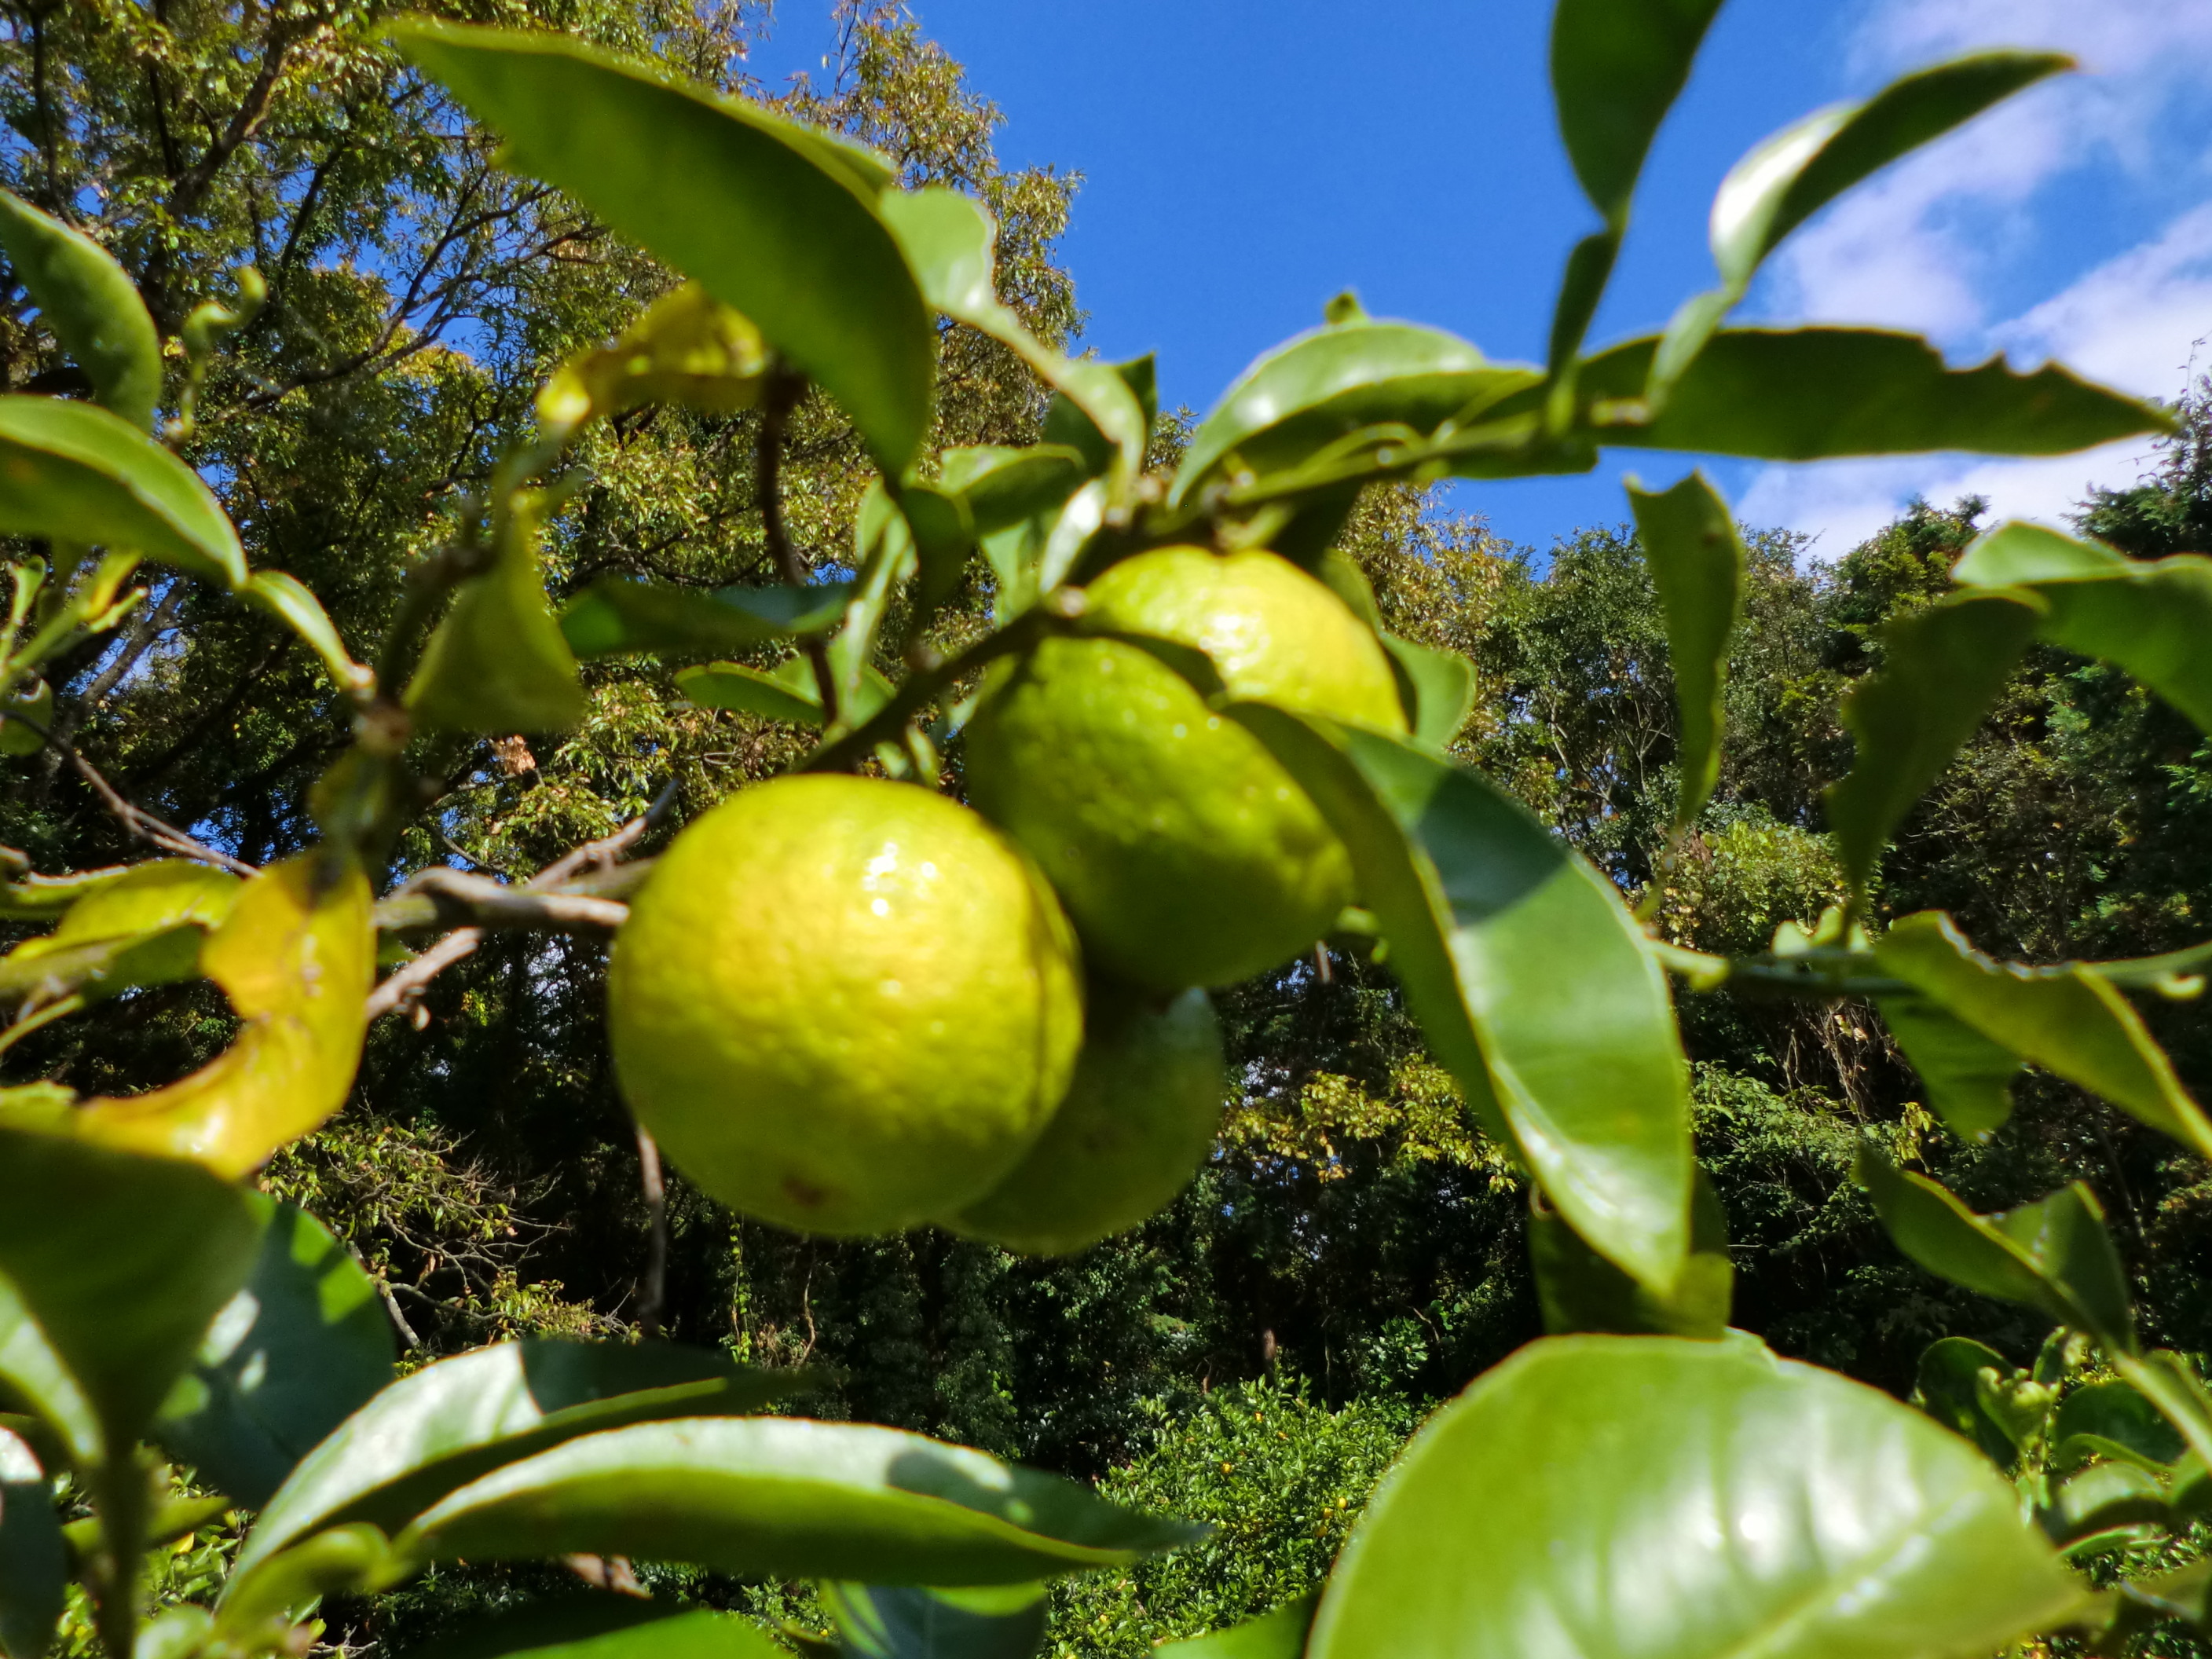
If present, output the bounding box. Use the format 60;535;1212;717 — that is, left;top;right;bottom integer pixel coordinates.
406;1599;785;1659
1626;471;1742;826
1170;320;1535;504
939;445;1086;537
679;657;894;730
243;571;372;698
1856;1146;2134;1352
1379;635;1475;751
236;1339;816;1577
0;190;161;430
1876;990;2026;1143
561;577;850;662
1914;1336;2024;1469
1876;911;2212;1161
75;851;375;1176
538;283;768;444
1229;708;1691;1291
826;1580;1048;1659
2054;1379;2185;1469
392;24;932;473
0;1423;61;1659
1307;1334;2082;1659
0;680;48;758
900;482;976;625
215;1521;405;1640
1529;1166;1730;1339
1155;1595;1317;1659
1824;594;2040;899
396;1416;1203;1585
0;1127;260;1463
0;395;244;587
408;494;585;732
156;1197;394;1507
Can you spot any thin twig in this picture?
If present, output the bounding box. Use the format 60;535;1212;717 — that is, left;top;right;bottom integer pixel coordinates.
635;1125;667;1340
372;867;628;936
364;928;482;1026
757;364;840;725
15;710;257;877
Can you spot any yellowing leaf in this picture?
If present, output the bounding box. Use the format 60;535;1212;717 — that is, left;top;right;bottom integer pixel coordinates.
537;283;769;443
0;859;241;1006
406;493;587;733
74;853;372;1174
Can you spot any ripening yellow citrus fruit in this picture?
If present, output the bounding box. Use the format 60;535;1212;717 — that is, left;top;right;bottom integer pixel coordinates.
945;979;1226;1255
964;546;1405;990
606;775;1084;1236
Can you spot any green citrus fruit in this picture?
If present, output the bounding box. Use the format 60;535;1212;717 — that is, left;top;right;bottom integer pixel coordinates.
964;545;1405;989
944;978;1225;1255
606;775;1084;1236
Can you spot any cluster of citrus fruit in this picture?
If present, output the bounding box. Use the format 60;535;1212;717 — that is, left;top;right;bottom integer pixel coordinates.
606;547;1407;1249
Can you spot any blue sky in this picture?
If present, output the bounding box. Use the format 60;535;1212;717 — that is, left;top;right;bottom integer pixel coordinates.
758;0;2212;556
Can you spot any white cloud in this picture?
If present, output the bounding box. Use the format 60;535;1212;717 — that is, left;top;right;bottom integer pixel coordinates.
1731;0;2212;557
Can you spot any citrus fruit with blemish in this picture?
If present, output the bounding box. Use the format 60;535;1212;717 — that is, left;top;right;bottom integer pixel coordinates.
605;774;1084;1236
963;545;1405;990
944;976;1226;1255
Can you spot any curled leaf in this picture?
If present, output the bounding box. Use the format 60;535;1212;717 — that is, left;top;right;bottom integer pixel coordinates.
538;284;769;444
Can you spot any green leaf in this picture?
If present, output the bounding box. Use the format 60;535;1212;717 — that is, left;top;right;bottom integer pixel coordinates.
0;1127;261;1464
1876;910;2212;1160
939;446;1087;537
1876;991;2026;1143
394;1416;1202;1585
679;657;895;731
537;283;768;443
1954;526;2212;734
1037;358;1152;493
156;1197;394;1508
2054;1379;2185;1469
390;24;932;474
1551;0;1724;224
1379;635;1475;751
0;1291;91;1470
0;1423;62;1659
1855;1146;2134;1352
1653;54;2069;390
406;1599;788;1659
1913;1336;2025;1469
1169;320;1536;505
900;482;977;626
1529;1166;1731;1339
1228;709;1692;1291
0;190;162;430
243;571;373;698
826;1580;1048;1659
1569;328;2171;457
0;858;239;1009
215;1521;405;1642
1307;1334;2083;1659
1155;1595;1317;1659
0;395;244;587
1626;471;1742;826
1823;593;2040;899
236;1339;816;1578
408;495;585;732
561;577;850;663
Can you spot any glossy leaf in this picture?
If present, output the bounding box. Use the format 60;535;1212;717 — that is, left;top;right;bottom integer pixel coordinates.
2054;1379;2185;1469
0;1423;60;1659
0;189;161;430
1155;1596;1317;1659
1876;990;2026;1142
243;571;373;698
1569;328;2170;458
1824;594;2039;899
406;1599;786;1659
236;1338;815;1577
0;395;244;587
1307;1334;2083;1659
0;1289;90;1467
1380;635;1475;751
1955;524;2212;734
392;24;932;474
1529;1167;1730;1339
826;1580;1048;1659
1551;0;1723;222
408;495;586;732
537;283;768;443
1170;320;1536;504
75;851;375;1176
1856;1147;2134;1351
1914;1336;2024;1469
396;1415;1202;1585
1653;53;2068;388
156;1196;394;1507
561;577;850;662
1229;708;1692;1291
0;1127;260;1463
1627;471;1742;826
1876;910;2212;1160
